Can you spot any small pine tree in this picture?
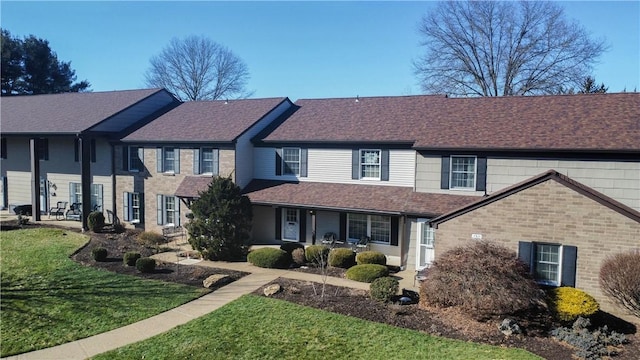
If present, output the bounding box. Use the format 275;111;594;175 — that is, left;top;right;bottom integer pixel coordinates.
186;176;252;261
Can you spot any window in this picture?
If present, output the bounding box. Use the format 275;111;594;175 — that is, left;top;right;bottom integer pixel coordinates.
347;213;391;244
157;147;180;174
534;244;561;286
123;192;142;223
360;149;381;179
69;182;82;204
157;194;180;225
193;148;219;175
518;241;577;287
450;156;476;189
283;148;301;175
1;137;6;159
129;146;144;171
68;183;102;211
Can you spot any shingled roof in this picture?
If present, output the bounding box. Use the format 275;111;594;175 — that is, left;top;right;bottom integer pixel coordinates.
0;89;169;134
262;93;640;152
123;97;290;142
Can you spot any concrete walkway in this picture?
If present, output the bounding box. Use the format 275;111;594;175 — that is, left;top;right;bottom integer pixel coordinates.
4;250;390;360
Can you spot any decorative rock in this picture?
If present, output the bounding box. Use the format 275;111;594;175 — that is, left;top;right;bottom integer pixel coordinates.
498;318;522;336
398;296;413;305
263;284;282;297
202;274;229;289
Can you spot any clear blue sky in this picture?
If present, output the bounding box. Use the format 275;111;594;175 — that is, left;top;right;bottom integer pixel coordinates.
1;1;638;100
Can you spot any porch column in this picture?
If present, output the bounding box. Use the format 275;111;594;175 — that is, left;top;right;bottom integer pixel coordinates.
80;136;91;231
310;210;317;245
29;138;41;221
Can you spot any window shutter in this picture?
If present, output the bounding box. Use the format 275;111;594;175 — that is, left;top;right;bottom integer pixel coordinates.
42;138;49;160
74;138;80;162
351;150;359;179
193;149;201;175
157;194;163;225
440;155;450;189
518;241;533;272
275;148;282;175
156;148;163;173
136;147;144;171
213;149;219;175
90;139;96;163
174;197;181;226
561;245;577;287
174;149;180;174
299;210;306;243
476;157;487;191
381;149;389;181
139;193;144;223
300;148;308;177
1;138;6;159
275;208;282;240
122;146;129;170
123;193;131;221
339;212;347;240
390;216;399;246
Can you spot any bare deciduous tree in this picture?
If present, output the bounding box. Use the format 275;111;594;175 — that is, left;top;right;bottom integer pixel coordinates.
413;1;607;96
145;35;251;101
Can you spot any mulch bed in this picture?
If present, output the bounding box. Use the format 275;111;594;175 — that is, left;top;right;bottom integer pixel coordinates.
4;221;639;359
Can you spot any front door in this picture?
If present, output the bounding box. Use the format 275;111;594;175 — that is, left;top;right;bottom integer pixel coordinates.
416;219;435;270
282;208;299;241
39;177;48;214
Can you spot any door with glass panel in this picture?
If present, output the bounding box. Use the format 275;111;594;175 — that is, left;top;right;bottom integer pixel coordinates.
416;219;435;270
282;208;299;241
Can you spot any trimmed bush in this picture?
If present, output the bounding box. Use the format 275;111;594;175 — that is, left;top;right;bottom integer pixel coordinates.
136;257;156;273
370;276;399;302
599;250;640;318
305;245;330;266
247;248;290;269
291;247;306;266
345;264;389;283
123;252;141;266
419;241;545;320
328;248;356;268
87;211;105;232
548;287;599;322
356;251;387;265
91;247;108;261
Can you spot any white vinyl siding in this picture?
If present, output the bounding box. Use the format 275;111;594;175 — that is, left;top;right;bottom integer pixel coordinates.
254;147;414;187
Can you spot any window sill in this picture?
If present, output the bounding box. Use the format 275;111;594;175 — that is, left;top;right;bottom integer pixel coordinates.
359;177;381;181
162;172;176;176
449;187;476;191
129;220;140;224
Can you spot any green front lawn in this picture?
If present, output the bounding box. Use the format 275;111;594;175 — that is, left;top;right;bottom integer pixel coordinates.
94;295;541;360
0;228;208;357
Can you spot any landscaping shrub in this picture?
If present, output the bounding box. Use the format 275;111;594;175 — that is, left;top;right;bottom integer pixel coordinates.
548;287;599;322
123;252;141;266
419;241;545;320
599;250;640;318
345;264;389;283
551;316;627;359
370;276;399;302
305;245;329;266
356;251;387;265
91;247;108;261
135;257;156;273
136;231;166;251
280;242;304;255
87;211;105;232
328;248;356;268
291;247;306;266
247;248;290;269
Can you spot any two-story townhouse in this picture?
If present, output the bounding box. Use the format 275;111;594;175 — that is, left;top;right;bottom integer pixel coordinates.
0;89;179;230
115;97;294;232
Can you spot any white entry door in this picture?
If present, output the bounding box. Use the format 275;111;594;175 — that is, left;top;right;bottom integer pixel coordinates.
282;208;299;241
416;219;435;270
39;177;48;214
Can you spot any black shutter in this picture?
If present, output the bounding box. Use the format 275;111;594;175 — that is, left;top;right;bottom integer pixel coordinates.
90;139;96;162
42;138;49;160
339;212;347;240
390;216;399;246
476;157;487;191
122;146;129;170
139;193;145;224
561;245;577;287
275;148;282;175
74;138;80;162
518;241;533;272
440;155;450;189
351;150;359;179
275;208;282;240
299;210;306;243
381;149;389;181
1;137;6;159
300;148;308;177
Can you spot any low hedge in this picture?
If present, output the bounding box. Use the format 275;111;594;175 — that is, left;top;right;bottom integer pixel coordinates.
345;264;389;283
135;257;156;273
328;248;356;268
356;251;387;265
123;252;141;266
305;245;330;266
247;248;290;269
370;276;399;302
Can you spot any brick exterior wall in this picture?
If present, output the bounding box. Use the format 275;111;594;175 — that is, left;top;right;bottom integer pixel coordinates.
434;179;640;322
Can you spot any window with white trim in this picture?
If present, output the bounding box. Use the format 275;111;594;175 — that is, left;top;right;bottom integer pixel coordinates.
347;213;391;244
123;192;142;223
201;148;215;174
534;244;562;286
282;148;301;176
157;194;180;225
68;183;102;211
450;156;476;189
129;146;144;172
163;147;175;173
360;149;381;179
69;182;82;204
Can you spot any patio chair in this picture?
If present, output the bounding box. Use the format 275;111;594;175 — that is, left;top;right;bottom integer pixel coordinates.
65;203;82;221
355;236;370;252
49;201;68;220
321;232;338;245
